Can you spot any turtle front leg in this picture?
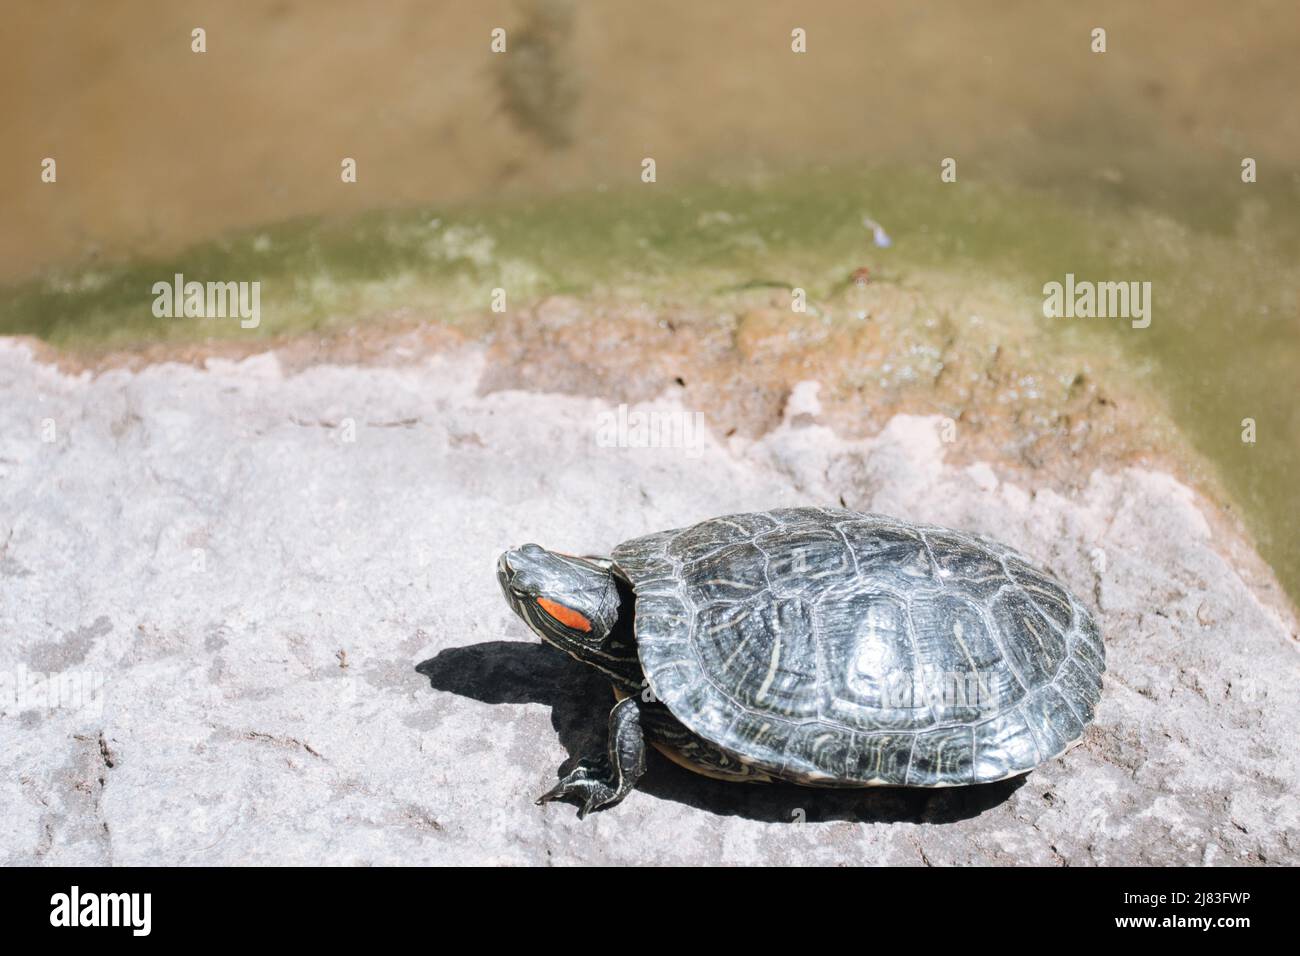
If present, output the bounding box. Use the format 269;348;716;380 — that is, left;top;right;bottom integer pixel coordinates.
537;695;646;818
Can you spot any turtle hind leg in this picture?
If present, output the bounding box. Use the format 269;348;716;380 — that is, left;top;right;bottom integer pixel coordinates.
537;695;646;818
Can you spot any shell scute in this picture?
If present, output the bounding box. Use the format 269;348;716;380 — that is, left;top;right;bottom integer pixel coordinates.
907;591;1023;722
837;519;936;583
667;512;778;565
1006;558;1075;633
1019;685;1084;758
923;529;1010;598
724;709;797;771
906;726;975;786
812;589;933;731
844;732;915;784
991;588;1065;686
694;597;820;719
756;526;853;596
1057;656;1102;717
682;541;769;605
972;711;1043;781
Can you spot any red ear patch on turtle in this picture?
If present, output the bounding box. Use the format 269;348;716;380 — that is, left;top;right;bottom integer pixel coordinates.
537;598;592;632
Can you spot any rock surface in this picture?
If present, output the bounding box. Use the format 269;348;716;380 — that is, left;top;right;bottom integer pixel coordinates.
0;338;1296;865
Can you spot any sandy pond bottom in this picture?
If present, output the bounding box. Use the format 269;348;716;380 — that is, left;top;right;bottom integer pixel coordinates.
0;337;1296;865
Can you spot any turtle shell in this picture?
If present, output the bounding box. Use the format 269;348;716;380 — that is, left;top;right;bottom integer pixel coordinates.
612;507;1105;786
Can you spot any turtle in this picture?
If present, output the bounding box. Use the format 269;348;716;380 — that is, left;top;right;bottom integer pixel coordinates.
496;507;1104;817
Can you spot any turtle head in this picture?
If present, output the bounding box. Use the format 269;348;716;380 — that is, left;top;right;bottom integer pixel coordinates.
498;545;635;674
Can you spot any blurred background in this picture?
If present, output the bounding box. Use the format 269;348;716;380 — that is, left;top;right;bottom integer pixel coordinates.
2;0;1297;600
5;0;1299;274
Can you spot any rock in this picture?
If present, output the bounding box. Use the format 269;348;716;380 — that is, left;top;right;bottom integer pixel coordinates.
0;338;1296;865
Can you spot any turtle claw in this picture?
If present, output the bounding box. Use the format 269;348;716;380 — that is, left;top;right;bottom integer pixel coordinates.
536;758;618;817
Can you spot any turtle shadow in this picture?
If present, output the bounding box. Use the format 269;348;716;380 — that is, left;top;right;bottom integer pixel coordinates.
415;640;611;769
637;759;1025;825
415;640;1025;825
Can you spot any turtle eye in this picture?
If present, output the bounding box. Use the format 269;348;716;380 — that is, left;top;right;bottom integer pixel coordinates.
537;598;592;633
